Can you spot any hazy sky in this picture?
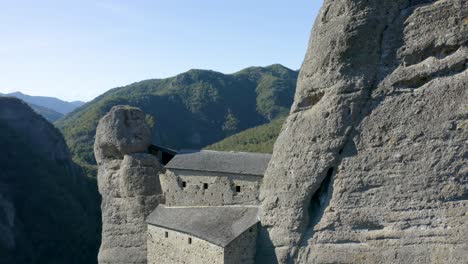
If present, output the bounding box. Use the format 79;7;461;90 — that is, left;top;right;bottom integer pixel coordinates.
0;0;323;102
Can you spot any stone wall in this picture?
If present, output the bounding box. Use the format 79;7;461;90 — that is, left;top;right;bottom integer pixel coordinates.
160;169;262;206
147;225;224;264
224;225;258;264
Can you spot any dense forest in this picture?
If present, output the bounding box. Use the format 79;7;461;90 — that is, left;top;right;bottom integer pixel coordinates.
206;116;286;153
29;103;63;122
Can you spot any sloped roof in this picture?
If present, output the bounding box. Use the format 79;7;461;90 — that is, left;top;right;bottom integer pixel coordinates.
164;150;271;176
146;205;259;247
148;144;178;155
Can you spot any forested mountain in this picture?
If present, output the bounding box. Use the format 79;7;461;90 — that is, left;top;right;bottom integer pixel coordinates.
0;64;296;263
56;64;298;173
0;98;100;264
206;116;286;153
29;103;64;122
2;92;85;114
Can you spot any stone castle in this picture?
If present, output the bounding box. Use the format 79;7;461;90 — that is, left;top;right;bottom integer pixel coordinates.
94;106;270;264
147;150;270;263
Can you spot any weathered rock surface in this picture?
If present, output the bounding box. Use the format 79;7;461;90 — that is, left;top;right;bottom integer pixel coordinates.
0;97;100;264
95;106;152;162
95;106;164;264
0;193;15;251
258;0;467;263
0;97;70;161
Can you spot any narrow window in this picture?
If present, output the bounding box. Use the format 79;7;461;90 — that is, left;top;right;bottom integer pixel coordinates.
182;181;186;188
236;186;241;193
165;231;168;238
188;237;192;244
203;183;208;189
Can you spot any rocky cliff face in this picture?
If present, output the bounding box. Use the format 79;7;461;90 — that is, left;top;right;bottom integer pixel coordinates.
0;97;70;161
0;97;100;264
95;106;164;264
258;0;467;263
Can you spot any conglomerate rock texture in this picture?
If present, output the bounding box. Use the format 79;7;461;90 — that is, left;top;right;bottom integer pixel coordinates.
258;0;467;263
95;106;164;264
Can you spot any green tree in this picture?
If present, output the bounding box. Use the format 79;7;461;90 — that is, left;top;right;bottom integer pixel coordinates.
222;109;239;134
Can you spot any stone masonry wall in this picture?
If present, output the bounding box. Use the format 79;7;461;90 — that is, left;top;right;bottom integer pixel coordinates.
147;225;224;264
160;169;262;206
224;225;258;264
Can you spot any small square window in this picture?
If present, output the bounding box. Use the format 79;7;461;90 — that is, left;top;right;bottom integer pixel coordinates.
236;186;241;193
203;183;208;189
165;231;168;238
182;181;186;188
188;237;192;244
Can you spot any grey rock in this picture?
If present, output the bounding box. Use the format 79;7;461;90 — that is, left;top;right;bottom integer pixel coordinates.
95;105;152;163
95;106;163;264
258;0;468;263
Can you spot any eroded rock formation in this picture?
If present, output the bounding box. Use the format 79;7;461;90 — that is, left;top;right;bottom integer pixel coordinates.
258;0;467;263
95;106;164;264
0;97;100;264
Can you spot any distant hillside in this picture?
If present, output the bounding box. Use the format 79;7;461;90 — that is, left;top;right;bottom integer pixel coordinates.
206;116;286;153
3;92;85;114
29;103;63;122
56;64;298;172
70;101;86;107
0;97;100;264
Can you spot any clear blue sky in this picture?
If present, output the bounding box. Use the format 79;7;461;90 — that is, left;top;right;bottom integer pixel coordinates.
0;0;323;101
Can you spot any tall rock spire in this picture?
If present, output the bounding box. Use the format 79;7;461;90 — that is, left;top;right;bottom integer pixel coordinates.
95;106;164;264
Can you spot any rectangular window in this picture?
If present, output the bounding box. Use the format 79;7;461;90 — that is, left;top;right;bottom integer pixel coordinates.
188;237;192;244
203;183;208;189
165;231;168;238
236;186;241;193
182;181;186;188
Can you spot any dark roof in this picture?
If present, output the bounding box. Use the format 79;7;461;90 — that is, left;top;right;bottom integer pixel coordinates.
148;144;178;155
148;144;178;165
164;150;271;176
146;205;259;247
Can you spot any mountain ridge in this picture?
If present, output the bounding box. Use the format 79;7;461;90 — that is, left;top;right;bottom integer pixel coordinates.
56;64;298;174
28;103;64;122
2;91;85;114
